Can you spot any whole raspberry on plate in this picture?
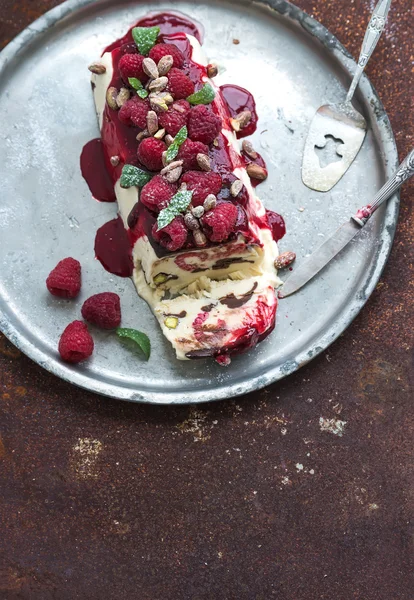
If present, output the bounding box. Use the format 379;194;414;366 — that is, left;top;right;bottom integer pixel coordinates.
152;216;188;251
118;53;146;83
158;100;190;136
46;257;81;298
58;321;94;363
181;171;222;206
201;202;238;242
167;68;195;99
140;175;178;213
149;43;185;68
188;105;222;145
137;137;167;171
177;139;209;171
119;96;150;128
81;292;121;330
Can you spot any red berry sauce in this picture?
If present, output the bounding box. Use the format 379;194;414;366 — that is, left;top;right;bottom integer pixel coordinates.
80;139;116;202
220;84;258;138
104;11;203;54
94;216;133;277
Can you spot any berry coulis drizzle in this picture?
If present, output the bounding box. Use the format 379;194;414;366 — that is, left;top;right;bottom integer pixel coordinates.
94;217;133;277
81;11;285;280
80;139;116;202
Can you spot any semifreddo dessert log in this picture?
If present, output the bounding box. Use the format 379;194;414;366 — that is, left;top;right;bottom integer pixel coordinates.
81;11;287;365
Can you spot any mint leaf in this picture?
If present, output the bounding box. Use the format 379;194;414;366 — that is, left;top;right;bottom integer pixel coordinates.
157;190;193;231
116;328;151;360
157;208;176;231
187;83;216;105
120;165;152;189
137;89;149;99
166;126;188;162
128;77;148;99
132;26;160;56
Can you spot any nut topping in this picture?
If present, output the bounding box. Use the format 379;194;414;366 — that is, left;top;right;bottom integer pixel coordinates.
106;87;118;110
207;63;218;78
88;62;106;75
157;55;174;76
150;96;169;112
203;194;217;212
191;206;205;219
116;87;130;108
149;76;169;93
274;251;296;270
136;129;150;142
230;110;252;132
230;179;243;197
154;128;166;140
146;110;159;135
246;163;267;181
242;139;258;160
142;57;159;79
196;153;211;172
184;213;200;231
194;230;207;247
165;134;174;147
172;102;186;114
161;160;183;183
159;92;174;105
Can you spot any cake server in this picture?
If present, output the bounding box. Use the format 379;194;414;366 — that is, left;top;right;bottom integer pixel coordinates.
280;148;414;298
301;0;392;192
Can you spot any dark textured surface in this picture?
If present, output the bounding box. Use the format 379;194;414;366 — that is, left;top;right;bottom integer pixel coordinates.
0;0;413;598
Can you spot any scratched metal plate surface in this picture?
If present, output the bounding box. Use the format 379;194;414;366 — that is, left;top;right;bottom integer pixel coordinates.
0;0;398;404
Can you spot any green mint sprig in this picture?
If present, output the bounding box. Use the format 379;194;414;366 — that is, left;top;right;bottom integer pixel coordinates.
120;165;152;189
116;328;151;360
187;83;216;105
132;26;160;56
128;77;148;99
166;126;188;163
157;189;193;231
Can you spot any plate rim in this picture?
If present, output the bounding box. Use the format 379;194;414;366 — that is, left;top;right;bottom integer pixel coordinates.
0;0;399;404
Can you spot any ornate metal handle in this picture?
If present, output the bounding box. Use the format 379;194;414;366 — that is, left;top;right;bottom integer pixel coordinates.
352;148;414;226
346;0;392;103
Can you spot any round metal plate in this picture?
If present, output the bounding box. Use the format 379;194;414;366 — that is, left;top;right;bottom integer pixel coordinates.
0;0;398;404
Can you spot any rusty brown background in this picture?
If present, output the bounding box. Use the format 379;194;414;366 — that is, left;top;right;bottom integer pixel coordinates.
0;0;413;598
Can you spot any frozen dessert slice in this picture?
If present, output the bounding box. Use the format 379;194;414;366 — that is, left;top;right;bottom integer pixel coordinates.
87;12;285;363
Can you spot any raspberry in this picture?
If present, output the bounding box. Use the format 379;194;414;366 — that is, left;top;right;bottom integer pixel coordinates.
177;139;209;171
152;216;188;252
149;43;185;68
118;53;146;83
140;175;178;213
180;171;222;206
58;321;94;363
119;96;150;129
188;105;221;145
201;202;238;242
46;257;81;298
81;293;121;330
158;100;190;136
167;68;195;99
137;137;167;171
